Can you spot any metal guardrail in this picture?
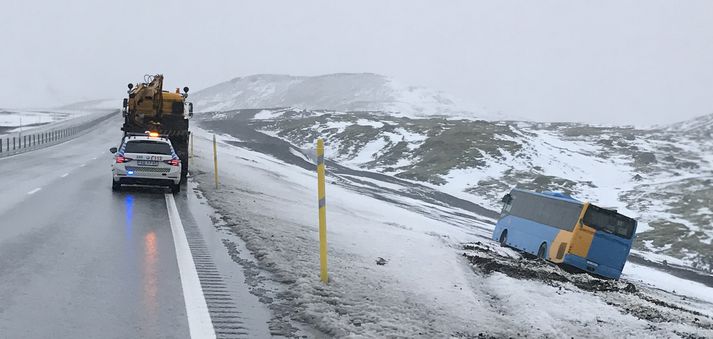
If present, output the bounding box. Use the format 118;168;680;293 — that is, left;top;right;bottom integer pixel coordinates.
0;111;116;158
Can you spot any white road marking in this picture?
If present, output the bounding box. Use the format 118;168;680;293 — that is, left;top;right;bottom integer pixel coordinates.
165;193;216;339
27;188;41;195
92;156;97;160
61;173;69;178
80;163;86;167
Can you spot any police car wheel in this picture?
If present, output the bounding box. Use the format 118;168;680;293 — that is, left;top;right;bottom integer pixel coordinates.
171;183;181;194
112;180;121;191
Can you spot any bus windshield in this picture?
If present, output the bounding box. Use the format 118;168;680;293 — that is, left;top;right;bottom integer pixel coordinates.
583;205;636;239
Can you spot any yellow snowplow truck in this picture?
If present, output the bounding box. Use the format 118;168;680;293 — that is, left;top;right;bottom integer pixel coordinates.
121;74;193;183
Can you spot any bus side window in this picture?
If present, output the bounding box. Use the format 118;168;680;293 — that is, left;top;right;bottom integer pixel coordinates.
517;193;538;221
544;204;562;229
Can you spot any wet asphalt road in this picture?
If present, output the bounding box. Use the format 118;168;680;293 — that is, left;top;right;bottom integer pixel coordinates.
0;118;191;338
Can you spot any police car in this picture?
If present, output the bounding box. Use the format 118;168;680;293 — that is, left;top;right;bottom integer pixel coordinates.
110;132;182;193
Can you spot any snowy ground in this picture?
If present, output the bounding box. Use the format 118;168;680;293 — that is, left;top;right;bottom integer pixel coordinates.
0;108;113;136
243;108;713;273
188;125;713;338
0;110;67;134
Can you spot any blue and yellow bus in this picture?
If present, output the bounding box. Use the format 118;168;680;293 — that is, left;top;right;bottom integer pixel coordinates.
492;188;637;279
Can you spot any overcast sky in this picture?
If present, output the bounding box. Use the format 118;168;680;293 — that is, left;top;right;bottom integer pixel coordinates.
1;0;712;125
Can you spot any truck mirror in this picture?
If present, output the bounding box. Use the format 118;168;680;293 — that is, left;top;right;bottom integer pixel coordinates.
128;83;133;90
501;193;512;204
122;98;128;108
189;103;193;115
109;147;117;153
183;86;189;93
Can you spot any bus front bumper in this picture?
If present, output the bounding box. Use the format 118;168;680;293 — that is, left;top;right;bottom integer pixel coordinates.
562;254;622;280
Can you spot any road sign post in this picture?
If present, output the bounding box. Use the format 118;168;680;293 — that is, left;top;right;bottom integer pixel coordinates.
213;134;219;189
317;139;328;283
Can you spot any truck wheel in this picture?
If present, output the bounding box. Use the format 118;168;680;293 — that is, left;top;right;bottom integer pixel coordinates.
180;157;188;184
175;138;189;184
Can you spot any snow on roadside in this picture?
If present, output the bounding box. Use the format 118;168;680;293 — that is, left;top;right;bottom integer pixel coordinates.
189;126;503;336
0;111;58;127
623;263;713;312
0;108;113;136
482;274;662;338
189;125;713;338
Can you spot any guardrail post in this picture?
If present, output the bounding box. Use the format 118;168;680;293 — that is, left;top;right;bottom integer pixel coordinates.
317;138;328;283
13;137;16;150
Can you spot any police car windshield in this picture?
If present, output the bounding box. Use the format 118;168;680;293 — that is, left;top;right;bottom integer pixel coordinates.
124;140;172;155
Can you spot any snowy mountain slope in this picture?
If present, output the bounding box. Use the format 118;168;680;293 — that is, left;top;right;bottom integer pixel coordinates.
191;73;488;118
56;98;122;111
204;108;713;273
667;112;713;135
0;108;109;136
189;120;713;338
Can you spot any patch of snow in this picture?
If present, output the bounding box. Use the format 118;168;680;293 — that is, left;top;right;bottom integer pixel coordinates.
253;109;285;120
623;262;713;309
355;119;384;128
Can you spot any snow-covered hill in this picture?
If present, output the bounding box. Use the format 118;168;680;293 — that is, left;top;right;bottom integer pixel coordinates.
191;116;713;338
667;112;713;139
192;73;488;118
200;108;713;274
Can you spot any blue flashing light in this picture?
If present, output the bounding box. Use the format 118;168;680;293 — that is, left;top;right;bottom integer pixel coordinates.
127;171;134;175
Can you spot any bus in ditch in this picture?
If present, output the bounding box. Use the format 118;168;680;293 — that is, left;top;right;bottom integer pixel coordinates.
492;188;637;279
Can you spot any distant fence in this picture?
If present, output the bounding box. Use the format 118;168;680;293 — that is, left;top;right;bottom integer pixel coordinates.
0;111;116;159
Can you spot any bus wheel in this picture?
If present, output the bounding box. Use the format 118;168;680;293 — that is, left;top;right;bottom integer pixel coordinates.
538;243;547;260
499;230;508;247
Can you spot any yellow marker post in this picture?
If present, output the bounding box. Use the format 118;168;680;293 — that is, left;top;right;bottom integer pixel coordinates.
213;134;219;189
317;139;328;283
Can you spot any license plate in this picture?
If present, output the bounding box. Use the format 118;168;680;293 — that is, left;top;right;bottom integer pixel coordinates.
137;160;159;166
